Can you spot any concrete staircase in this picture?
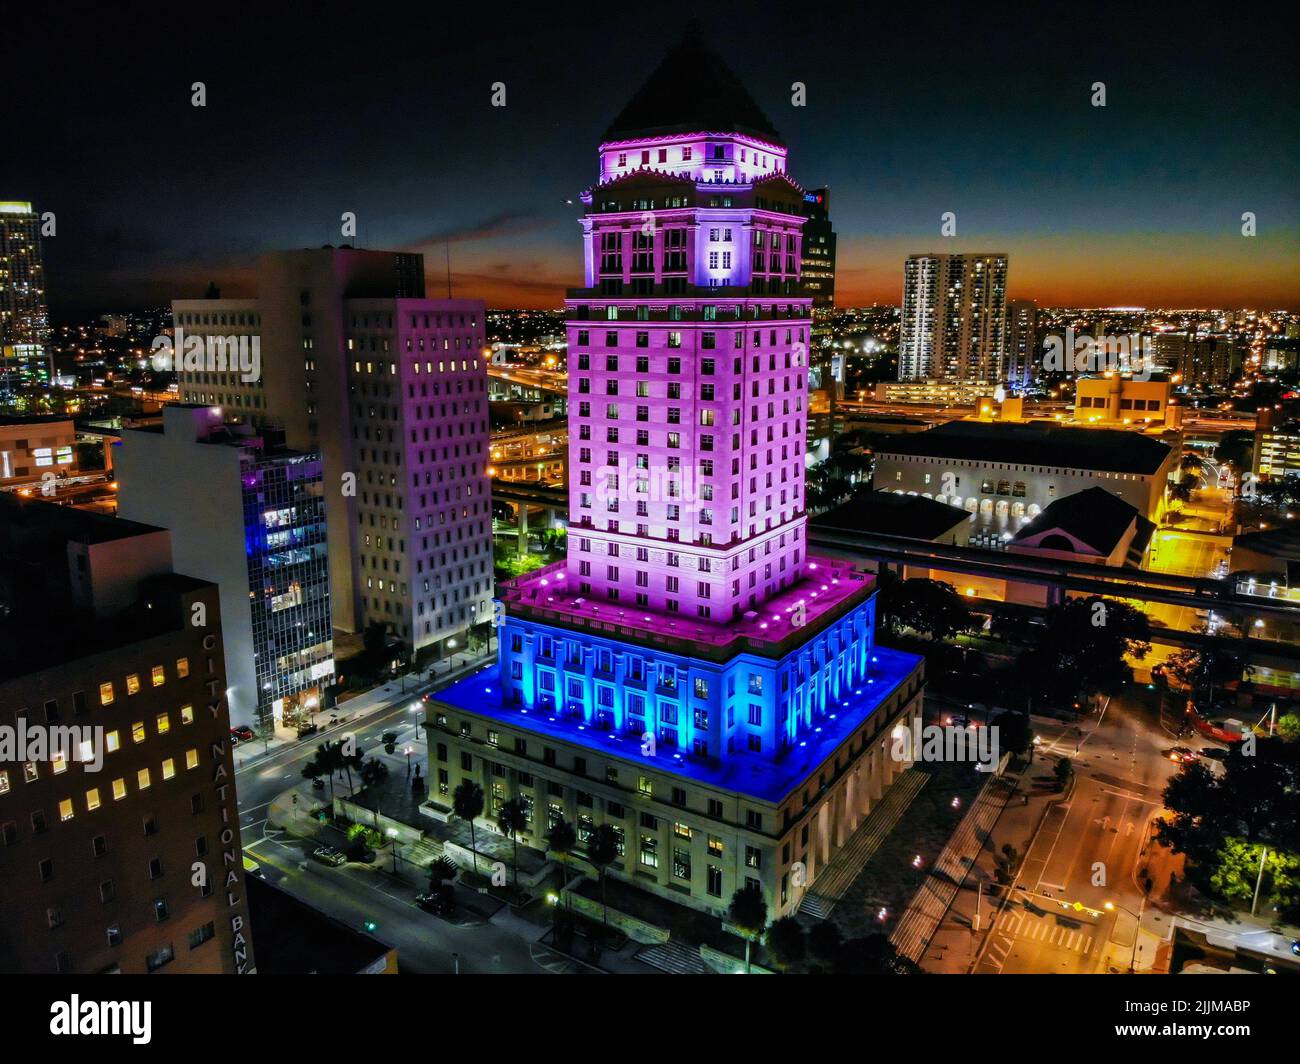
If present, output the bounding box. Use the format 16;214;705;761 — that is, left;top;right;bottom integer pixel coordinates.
636;941;712;975
797;769;929;919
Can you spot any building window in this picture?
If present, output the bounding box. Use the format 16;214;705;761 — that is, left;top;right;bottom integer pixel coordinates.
639;835;659;869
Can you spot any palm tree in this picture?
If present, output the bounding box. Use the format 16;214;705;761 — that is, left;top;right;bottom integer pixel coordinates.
497;797;527;891
545;818;577;908
360;758;388;789
302;740;343;800
727;883;768;974
452;780;485;876
339;742;365;796
585;824;620;927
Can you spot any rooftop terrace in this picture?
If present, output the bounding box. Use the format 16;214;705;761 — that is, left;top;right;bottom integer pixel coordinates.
500;554;873;663
430;646;921;805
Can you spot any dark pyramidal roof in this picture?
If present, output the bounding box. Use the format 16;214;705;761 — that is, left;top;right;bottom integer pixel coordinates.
1011;486;1142;554
603;29;782;145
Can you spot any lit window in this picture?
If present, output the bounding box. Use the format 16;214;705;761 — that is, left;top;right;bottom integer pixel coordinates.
0;771;8;794
156;713;170;735
126;674;141;696
176;657;190;678
185;749;199;770
112;778;127;801
180;705;194;725
132;722;146;744
105;730;120;753
23;762;38;783
86;788;101;811
137;768;151;791
161;759;176;781
59;799;74;822
151;666;165;687
99;682;114;706
52;755;67;776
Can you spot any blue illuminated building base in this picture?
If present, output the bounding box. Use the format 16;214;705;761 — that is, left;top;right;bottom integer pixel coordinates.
435;596;922;803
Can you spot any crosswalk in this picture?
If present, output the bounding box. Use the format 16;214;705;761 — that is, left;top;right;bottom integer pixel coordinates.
985;908;1096;968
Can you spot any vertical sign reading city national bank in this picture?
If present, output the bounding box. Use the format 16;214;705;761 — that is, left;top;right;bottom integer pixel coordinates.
204;631;254;974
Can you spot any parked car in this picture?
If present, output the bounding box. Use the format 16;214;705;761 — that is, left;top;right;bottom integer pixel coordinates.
310;777;326;790
1200;746;1228;762
297;723;318;738
346;843;377;864
1164;746;1199;764
311;845;347;867
415;888;455;916
231;726;254;742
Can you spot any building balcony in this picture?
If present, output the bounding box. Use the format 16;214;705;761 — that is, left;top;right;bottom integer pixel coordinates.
498;554;872;663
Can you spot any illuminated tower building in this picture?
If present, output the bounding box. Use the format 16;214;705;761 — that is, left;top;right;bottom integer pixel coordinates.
0;201;52;401
428;34;924;920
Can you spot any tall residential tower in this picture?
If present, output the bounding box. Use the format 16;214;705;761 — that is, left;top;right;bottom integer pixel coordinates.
171;250;493;662
0;202;51;400
897;252;1008;382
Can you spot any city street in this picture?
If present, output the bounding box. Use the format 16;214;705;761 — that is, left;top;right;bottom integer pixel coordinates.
969;693;1185;974
232;657;585;974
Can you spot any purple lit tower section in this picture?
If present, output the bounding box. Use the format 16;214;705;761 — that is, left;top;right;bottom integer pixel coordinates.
488;36;920;774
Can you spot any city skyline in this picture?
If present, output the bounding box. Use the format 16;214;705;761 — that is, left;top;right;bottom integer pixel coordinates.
5;3;1297;315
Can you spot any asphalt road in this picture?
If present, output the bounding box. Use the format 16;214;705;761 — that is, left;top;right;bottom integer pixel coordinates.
977;692;1182;974
232;666;583;974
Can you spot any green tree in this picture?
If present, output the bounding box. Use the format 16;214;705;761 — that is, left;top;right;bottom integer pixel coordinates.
807;921;843;970
1277;712;1300;743
833;933;920;974
764;915;806;972
878;575;977;641
497;797;527;891
1053;757;1074;792
990;710;1032;760
1156;739;1300;911
1022;597;1150;708
452;779;485;876
727;883;768;974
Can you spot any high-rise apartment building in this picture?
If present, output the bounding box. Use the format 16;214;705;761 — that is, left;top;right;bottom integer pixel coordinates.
427;35;924;921
171;249;493;662
897;253;1008;382
116;405;334;730
0;201;51;400
0;496;256;974
1004;298;1038;390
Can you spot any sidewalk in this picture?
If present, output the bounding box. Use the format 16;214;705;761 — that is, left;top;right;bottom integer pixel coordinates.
919;756;1065;973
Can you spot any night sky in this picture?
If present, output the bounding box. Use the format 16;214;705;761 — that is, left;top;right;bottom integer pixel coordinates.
7;1;1297;315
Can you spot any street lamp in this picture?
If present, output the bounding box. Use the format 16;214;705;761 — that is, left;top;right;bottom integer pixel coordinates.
1104;900;1143;973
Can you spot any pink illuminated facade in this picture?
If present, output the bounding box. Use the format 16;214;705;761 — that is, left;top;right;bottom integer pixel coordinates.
566;121;813;619
431;38;925;920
